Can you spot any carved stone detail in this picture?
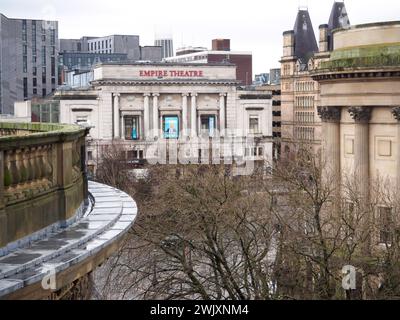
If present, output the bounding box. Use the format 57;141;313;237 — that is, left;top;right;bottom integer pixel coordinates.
348;106;372;122
391;107;400;121
317;106;341;122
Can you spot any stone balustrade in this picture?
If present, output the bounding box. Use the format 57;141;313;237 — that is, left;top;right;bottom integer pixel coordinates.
0;122;89;249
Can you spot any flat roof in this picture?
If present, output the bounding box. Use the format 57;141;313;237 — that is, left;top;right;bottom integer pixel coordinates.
96;61;236;67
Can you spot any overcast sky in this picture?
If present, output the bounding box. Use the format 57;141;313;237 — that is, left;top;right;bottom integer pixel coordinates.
1;0;400;75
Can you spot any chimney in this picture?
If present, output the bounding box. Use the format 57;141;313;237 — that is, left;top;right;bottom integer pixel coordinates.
282;31;295;57
319;24;329;52
212;39;230;51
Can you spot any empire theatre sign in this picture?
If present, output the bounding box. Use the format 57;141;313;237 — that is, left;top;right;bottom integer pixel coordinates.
139;70;205;78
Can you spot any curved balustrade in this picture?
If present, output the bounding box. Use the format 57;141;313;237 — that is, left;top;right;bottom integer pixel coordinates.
0;122;89;249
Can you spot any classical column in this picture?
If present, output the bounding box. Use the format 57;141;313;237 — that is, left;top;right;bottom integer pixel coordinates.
317;106;341;182
113;93;120;139
182;93;189;138
348;106;372;200
191;93;197;137
153;93;159;139
219;93;226;136
392;107;400;190
143;93;150;140
120;115;125;140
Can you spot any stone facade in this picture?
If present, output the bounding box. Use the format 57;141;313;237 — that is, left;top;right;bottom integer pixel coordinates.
280;2;350;153
51;62;273;172
312;21;400;216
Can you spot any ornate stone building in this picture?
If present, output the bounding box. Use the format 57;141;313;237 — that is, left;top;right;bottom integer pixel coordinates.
280;2;350;153
50;62;273;173
313;21;400;204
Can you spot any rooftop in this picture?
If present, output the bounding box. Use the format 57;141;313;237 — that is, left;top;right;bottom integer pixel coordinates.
0;181;137;299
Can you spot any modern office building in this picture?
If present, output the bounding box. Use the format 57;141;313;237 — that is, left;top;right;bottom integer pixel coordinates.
155;37;174;59
269;68;281;85
280;2;350;153
165;39;253;86
0;14;59;114
59;35;162;85
60;35;141;60
254;73;270;86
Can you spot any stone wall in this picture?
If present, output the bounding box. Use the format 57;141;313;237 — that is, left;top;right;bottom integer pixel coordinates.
0;122;88;248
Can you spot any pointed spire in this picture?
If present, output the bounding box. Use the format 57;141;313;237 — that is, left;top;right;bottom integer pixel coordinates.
293;9;318;63
327;1;350;50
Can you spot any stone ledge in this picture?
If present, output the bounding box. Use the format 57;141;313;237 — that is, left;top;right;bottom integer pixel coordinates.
0;181;137;299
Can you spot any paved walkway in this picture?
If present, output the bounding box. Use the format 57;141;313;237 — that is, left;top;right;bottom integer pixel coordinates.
0;181;137;298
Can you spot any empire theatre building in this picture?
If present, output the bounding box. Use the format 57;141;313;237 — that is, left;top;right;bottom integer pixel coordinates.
53;62;273;173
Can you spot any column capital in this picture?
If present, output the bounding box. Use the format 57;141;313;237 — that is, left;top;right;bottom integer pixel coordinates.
219;93;227;97
152;93;160;97
317;106;341;122
113;93;120;98
348;106;372;123
143;93;151;97
190;93;198;97
182;93;190;97
391;106;400;121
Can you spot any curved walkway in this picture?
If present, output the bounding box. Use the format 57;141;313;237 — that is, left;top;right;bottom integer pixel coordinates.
0;181;137;299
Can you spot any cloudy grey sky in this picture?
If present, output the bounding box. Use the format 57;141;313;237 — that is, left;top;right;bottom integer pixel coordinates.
1;0;400;74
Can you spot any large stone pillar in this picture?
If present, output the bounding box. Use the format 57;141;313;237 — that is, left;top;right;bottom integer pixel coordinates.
143;93;150;140
113;93;120;139
153;93;159;139
392;107;400;190
317;106;341;183
219;93;226;136
182;93;189;138
348;106;372;201
191;93;197;138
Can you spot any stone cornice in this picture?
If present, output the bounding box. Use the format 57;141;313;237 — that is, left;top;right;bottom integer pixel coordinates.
92;79;239;86
348;106;372;122
312;68;400;81
317;106;341;122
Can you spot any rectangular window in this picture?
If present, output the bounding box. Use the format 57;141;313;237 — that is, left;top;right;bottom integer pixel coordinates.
51;77;55;84
33;88;37;95
23;44;27;55
249;116;260;134
87;151;93;161
51;57;55;76
163;116;179;139
50;29;55;45
51;46;55;56
41;103;50;121
42;34;46;42
50;103;59;123
33;56;37;64
33;78;37;87
33;66;37;76
42;46;46;65
124;116;140;140
379;207;393;244
23;56;27;73
200;115;216;137
42;88;47;97
23;77;28;99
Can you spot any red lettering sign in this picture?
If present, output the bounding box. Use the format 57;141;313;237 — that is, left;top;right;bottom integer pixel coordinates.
139;70;204;78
